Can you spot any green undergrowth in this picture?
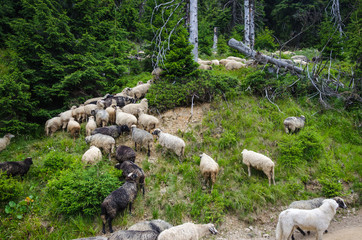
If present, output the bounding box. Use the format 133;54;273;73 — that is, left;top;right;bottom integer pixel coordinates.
0;74;361;239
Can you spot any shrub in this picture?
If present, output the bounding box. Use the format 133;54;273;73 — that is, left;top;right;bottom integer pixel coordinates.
0;171;23;204
46;165;120;216
255;27;278;51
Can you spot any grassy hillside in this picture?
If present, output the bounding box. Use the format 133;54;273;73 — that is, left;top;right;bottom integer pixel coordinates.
0;66;361;239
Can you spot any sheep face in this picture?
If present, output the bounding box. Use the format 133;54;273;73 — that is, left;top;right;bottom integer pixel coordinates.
6;133;15;139
85;136;92;144
120;125;130;134
152;129;161;137
209;224;218;235
24;157;33;166
333;197;347;209
126;172;138;182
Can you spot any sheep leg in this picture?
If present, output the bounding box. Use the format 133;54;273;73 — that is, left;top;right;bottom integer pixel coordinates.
147;143;150;157
134;142;137;151
247;166;251;177
108;217;113;233
128;202;133;215
296;227;306;236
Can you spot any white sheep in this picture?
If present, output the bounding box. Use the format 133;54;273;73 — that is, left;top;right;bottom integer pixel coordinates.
81;146;102;165
72;104;86;122
276;199;343;240
152;128;185;161
199;153;219;191
283;115;306;134
45;116;62;136
225;61;246;70
85;134;115;161
122;98;148;117
219;59;231;66
227;56;246;63
198;59;212;65
131;125;153;156
125;83;151;99
211;59;219;65
86;116;97;136
91;109;109;127
67;117;81;139
59;106;77;131
198;64;212;70
116;107;138;129
0;133;15;152
106;104;117;125
157;222;218;240
241;149;275;186
84;104;97;118
138;109;159;132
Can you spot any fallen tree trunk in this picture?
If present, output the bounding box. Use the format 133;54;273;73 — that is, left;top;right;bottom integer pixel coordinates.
227;38;304;74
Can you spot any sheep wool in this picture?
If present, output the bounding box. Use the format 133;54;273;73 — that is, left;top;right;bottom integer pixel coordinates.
116;108;138;128
241;149;275;186
122;98;148;117
225;61;246;70
67;117;81;139
45;117;62;136
152;129;185;160
0;157;33;177
284;115;306;134
81;146;102;165
85;134;115;161
198;64;212;70
157;222;218;240
199;153;219;190
138;109;159;132
276;199;341;240
59;106;77;131
115;145;136;163
131;125;153;157
115;161;145;195
91;125;127;138
128;219;173;233
86;116;97;136
108;230;158;240
106;104;117;124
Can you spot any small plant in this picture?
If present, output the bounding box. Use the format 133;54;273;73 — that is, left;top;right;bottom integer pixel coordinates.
0;171;23;203
5;196;35;220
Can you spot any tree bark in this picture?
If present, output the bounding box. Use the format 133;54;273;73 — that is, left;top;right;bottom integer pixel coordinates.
189;0;198;62
212;27;218;52
249;0;255;49
228;38;304;74
244;0;250;47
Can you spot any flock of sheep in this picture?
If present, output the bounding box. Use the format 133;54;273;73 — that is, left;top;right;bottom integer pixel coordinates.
0;58;347;240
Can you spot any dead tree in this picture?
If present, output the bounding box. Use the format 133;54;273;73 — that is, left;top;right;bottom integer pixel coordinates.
244;0;255;48
189;0;198;62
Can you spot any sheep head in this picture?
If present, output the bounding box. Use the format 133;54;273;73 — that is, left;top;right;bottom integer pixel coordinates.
5;133;15;139
208;224;218;235
24;157;33;165
152;128;161;136
333;197;347;209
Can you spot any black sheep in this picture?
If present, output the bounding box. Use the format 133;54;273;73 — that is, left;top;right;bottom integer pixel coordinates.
115;161;145;196
0;157;33;177
91;125;129;138
103;96;136;108
101;172;139;234
115;145;136;163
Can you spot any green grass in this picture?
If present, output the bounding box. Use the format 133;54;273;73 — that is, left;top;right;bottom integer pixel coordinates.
0;66;361;239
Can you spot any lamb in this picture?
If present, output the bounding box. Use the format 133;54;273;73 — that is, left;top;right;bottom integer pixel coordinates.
101;172;139;233
198;64;212;70
241;149;275;186
91;109;109;127
122;98;148;117
128;219;173;232
283;115;306;134
109;230;158;240
45;117;62;136
91;125;129;138
152;128;185;161
72;104;86;122
157;222;218;240
275;199;345;240
85;134;115;161
105;104;117;124
124;83;151;99
67;117;81;139
116;107;138;129
0;157;33;177
131;125;153;157
199;153;219;191
115;161;145;195
86;116;97;136
138;109;159;132
288;197;347;239
225;61;246;70
59;106;77;131
115;145;136;163
81;146;102;165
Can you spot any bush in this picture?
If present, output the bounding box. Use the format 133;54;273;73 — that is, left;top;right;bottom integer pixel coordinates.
255;27;278;51
0;171;23;204
147;71;239;112
46;165;120;216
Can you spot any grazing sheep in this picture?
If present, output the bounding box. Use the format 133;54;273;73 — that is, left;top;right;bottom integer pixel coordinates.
84;94;112;105
45;117;62;136
199;153;219;191
106;104;117;124
198;59;212;65
157;222;218;240
91;109;109;127
124;83;151;100
0;133;15;152
67;117;81;139
84;104;98;118
128;219;173;232
109;230;158;240
211;59;220;65
291;55;309;62
81;146;102;165
198;64;212;70
227;56;246;63
288;197;347;240
103;96;136;108
276;199;344;240
152;128;185;161
115;145;136;163
131;125;153;157
91;125;129;139
59;106;77;131
86;116;97;136
115;161;145;195
72;104;86;122
151;67;163;79
101;172;139;233
241;149;275;186
122;98;148;117
283;115;306;134
225;61;246;70
73;237;107;240
85;134;115;161
138;109;159;132
116;107;138;129
0;157;33;177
